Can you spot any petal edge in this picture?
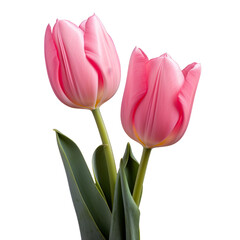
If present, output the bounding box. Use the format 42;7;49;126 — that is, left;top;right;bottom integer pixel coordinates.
160;63;201;146
121;48;149;144
44;25;79;108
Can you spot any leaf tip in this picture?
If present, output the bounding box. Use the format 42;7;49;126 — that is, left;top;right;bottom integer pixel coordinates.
53;129;63;136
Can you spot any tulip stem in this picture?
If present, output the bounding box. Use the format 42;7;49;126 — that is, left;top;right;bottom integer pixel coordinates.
92;108;117;205
133;147;152;206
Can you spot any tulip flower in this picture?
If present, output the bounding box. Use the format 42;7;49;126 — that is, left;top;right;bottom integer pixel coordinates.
121;47;201;149
45;15;121;205
44;14;121;109
121;48;201;206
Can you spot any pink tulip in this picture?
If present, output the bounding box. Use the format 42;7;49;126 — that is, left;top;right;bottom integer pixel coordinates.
44;15;121;109
121;48;201;148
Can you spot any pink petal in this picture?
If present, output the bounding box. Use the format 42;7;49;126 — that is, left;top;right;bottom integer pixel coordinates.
160;63;201;146
134;54;184;148
121;47;149;143
44;25;79;108
52;20;98;109
79;20;87;31
83;15;121;106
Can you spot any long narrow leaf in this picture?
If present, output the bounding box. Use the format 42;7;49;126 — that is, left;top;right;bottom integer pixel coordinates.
92;145;112;209
120;158;140;240
55;130;111;240
122;143;140;194
109;143;140;240
109;173;126;240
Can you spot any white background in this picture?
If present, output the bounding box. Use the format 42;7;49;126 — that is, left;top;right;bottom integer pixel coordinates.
0;0;240;239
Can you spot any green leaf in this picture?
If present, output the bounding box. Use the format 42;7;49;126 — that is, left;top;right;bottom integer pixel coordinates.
120;159;140;240
109;143;140;240
55;130;111;240
122;143;140;194
109;172;126;240
92;145;112;210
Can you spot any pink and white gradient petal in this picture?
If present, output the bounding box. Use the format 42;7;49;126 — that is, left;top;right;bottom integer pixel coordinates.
83;15;121;107
159;63;201;146
134;54;184;148
44;25;79;108
121;47;149;144
52;20;98;109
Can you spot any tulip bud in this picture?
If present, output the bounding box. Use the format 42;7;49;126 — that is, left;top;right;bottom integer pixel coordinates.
121;48;201;148
44;15;121;109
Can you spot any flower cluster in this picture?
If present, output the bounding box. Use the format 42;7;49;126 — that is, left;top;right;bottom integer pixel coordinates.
45;14;201;240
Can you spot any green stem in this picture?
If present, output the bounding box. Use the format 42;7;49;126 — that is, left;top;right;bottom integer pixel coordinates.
133;147;152;206
92;108;117;204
